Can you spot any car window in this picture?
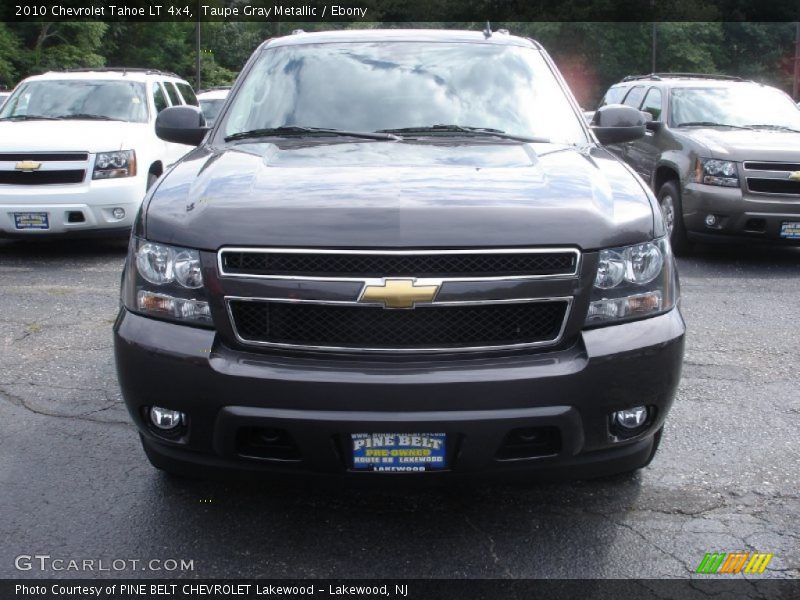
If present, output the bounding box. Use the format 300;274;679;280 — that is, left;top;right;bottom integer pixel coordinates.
176;83;198;106
0;79;148;122
153;83;168;113
164;82;182;106
622;86;645;109
600;85;627;107
670;85;800;129
222;41;588;145
641;87;663;121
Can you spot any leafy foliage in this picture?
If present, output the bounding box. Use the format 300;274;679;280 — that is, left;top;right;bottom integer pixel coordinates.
4;23;107;80
0;23;21;87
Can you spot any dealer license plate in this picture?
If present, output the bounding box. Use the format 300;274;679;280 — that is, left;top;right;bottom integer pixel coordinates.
351;433;447;472
780;222;800;239
14;212;49;230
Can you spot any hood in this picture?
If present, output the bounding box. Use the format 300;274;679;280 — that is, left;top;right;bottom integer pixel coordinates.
144;140;656;251
682;127;800;161
0;120;148;153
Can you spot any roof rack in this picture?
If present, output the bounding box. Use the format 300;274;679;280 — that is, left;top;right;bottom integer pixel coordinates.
622;73;745;82
60;67;181;79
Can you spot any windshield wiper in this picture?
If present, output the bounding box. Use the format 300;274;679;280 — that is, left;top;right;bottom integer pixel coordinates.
744;124;800;133
377;125;549;143
55;113;119;121
225;126;400;142
0;114;60;121
676;121;752;130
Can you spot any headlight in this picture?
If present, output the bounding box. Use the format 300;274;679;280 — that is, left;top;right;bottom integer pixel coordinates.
93;150;136;179
586;238;678;326
136;242;175;284
122;238;212;325
695;158;738;187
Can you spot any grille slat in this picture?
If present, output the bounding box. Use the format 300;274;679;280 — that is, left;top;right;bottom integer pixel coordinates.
221;250;577;278
0;170;85;185
747;178;800;195
743;162;800;172
0;153;88;162
229;300;569;351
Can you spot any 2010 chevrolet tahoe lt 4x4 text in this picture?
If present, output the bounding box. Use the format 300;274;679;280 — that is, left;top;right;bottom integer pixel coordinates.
113;29;685;479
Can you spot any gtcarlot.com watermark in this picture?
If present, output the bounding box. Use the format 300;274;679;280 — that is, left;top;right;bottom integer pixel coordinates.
15;554;194;573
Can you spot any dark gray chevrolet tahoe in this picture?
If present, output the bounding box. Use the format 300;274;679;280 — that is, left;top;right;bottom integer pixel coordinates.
113;29;685;479
599;74;800;254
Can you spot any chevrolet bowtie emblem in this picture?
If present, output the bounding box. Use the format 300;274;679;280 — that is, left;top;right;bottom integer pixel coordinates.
360;278;440;309
15;160;41;172
788;171;800;182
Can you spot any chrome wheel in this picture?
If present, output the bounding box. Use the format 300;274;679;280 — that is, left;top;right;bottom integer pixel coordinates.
660;194;675;236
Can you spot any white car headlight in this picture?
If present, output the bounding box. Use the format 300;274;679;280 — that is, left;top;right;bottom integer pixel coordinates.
136;242;175;284
125;239;211;325
93;150;136;179
695;158;738;187
586;238;677;326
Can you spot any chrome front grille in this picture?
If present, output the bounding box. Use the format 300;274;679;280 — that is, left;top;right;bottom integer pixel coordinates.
743;161;800;196
0;152;88;185
218;247;580;353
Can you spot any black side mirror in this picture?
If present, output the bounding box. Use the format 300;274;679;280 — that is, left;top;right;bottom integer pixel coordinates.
645;118;663;132
591;104;646;144
640;111;662;131
155;106;209;146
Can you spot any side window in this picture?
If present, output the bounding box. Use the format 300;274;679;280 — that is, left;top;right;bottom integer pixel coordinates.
641;88;663;121
622;86;646;109
164;82;182;106
176;83;198;106
600;86;627;107
152;83;168;113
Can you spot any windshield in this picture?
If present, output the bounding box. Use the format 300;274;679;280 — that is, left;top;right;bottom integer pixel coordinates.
221;41;587;144
0;80;148;122
670;85;800;129
199;98;226;125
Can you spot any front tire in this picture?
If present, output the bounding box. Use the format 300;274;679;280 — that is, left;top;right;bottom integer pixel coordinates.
657;180;692;255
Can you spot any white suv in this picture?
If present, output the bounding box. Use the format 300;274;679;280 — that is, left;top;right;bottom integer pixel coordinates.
0;69;198;237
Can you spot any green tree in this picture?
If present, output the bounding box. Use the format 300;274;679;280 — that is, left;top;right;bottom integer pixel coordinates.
0;22;21;86
105;23;195;76
656;22;724;73
198;51;237;88
12;22;106;74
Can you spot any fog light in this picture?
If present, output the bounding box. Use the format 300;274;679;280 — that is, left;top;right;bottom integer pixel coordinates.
613;406;649;430
149;406;185;430
112;207;126;220
705;214;718;227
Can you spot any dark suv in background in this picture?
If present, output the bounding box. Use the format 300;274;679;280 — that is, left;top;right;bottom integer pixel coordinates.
114;29;684;480
596;74;800;253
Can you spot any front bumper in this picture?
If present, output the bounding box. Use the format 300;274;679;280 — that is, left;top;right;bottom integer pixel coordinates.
682;183;800;244
0;177;145;237
114;307;685;478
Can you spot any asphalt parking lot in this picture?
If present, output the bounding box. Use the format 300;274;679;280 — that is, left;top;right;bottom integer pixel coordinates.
0;238;798;580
